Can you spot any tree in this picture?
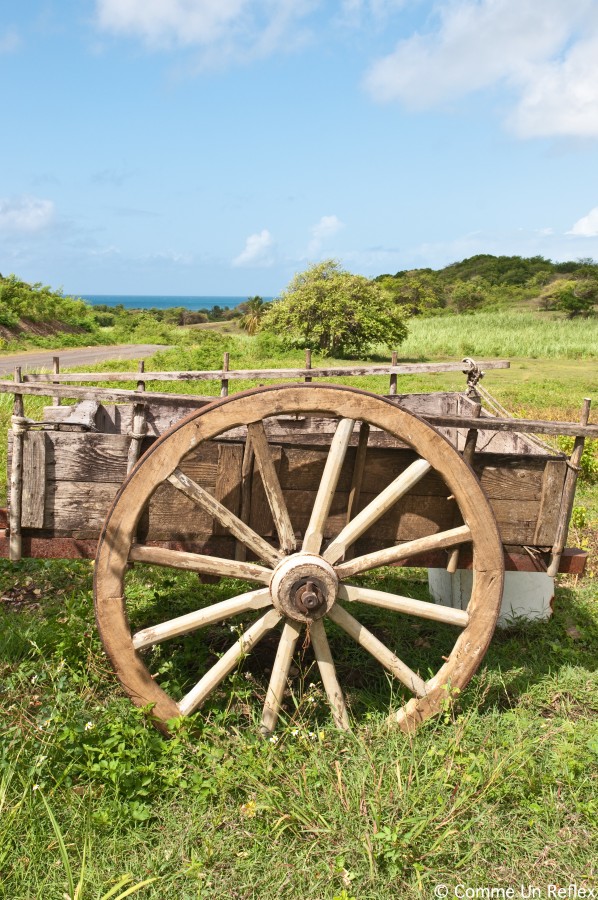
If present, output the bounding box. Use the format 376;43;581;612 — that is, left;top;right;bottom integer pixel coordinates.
260;260;408;357
554;278;598;318
448;277;490;313
239;296;270;335
376;271;445;316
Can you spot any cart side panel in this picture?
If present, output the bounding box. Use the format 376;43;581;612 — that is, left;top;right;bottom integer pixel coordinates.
7;432;568;552
7;432;243;542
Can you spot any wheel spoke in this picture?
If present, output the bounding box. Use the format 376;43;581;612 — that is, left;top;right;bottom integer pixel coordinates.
309;618;350;730
338;584;469;627
302;417;355;553
178;607;282;716
168;468;282;568
129;544;272;584
328;603;426;696
260;619;303;735
248;421;297;553
132;587;272;650
334;525;472;579
323;458;432;564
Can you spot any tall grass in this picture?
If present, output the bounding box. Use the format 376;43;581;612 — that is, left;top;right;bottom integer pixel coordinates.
400;310;598;359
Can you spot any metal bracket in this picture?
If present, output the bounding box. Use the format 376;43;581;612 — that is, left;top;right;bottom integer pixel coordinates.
462;357;485;398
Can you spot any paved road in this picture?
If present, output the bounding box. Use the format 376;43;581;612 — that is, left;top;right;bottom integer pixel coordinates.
0;344;168;376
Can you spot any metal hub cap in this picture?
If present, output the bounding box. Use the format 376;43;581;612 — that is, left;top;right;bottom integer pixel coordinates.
269;553;339;623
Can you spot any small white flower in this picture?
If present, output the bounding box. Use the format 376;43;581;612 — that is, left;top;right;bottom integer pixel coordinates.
291;729;299;736
84;721;94;731
308;731;316;740
32;784;39;791
268;735;279;744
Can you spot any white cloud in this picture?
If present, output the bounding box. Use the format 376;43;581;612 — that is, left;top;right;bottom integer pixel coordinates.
338;0;407;27
568;207;598;237
307;214;344;255
510;31;598;138
364;0;598;138
232;229;275;267
0;27;21;55
0;196;55;233
95;0;315;63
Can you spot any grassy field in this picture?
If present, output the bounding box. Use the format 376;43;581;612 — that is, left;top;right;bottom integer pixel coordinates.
0;314;597;899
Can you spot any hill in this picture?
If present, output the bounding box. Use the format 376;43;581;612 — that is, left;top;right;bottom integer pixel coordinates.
375;253;598;317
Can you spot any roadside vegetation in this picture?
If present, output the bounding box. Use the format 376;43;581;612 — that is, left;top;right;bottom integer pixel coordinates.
2;253;597;355
0;256;597;897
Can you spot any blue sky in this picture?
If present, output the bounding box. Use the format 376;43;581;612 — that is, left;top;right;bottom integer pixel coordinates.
2;0;598;297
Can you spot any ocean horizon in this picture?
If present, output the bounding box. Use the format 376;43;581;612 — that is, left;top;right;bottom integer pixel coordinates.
79;294;272;311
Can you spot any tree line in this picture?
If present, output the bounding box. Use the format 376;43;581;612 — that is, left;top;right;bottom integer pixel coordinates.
2;252;596;358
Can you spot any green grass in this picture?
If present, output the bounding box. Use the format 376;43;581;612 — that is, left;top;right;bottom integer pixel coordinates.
400;310;598;360
0;561;597;898
0;315;597;898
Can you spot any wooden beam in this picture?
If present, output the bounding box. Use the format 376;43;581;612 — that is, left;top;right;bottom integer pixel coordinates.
547;398;592;576
447;400;481;573
0;380;215;408
424;413;598;439
0;528;588;574
9;367;25;561
17;359;511;383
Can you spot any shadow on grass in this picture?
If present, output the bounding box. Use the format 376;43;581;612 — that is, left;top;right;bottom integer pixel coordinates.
1;558;596;729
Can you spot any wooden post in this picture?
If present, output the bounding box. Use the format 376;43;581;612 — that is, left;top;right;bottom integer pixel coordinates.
547;398;592;577
344;422;370;561
52;356;61;407
447;401;481;573
126;360;147;474
9;367;25;561
220;352;229;397
305;349;312;383
389;351;398;396
235;437;255;562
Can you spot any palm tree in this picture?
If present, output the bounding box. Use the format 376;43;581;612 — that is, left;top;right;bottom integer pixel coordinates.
239;295;269;335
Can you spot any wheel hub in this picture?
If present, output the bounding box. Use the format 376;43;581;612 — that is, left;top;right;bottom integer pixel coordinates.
270;553;338;623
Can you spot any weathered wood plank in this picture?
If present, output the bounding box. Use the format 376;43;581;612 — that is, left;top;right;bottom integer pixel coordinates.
9;367;25;561
167;468;282;567
247;421;296;552
346;422;370;526
43;480;120;536
21;432;47;529
0;528;587;574
235;438;255;562
276;444;553;500
19;360;511;383
42;433;220;484
426;413;598;439
138;481;218;541
0;380;215;408
533;459;568;545
548;398;592;575
213;444;243;535
249;444;283;539
42;400;99;429
37;474;547;546
126;361;147;473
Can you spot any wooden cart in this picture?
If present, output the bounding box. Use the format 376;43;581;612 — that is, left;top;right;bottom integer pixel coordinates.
1;357;595;733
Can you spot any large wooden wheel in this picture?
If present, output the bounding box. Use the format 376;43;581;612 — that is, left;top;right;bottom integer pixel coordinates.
94;384;504;734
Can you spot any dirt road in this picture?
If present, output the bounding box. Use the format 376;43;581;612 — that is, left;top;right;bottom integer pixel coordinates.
0;344;168;376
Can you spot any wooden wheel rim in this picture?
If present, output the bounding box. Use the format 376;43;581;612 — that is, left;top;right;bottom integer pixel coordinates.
94;383;504;732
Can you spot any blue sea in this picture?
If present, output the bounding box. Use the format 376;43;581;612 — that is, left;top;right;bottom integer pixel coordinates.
80;295;270;311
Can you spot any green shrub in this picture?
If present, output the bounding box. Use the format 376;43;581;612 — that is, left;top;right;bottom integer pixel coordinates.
557;436;598;484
